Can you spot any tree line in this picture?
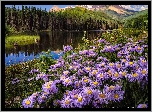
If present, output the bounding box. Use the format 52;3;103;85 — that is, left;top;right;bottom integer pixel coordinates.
5;5;120;36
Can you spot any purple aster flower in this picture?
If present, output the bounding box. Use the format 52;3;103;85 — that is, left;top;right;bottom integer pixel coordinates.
97;56;104;61
125;61;136;68
27;77;35;81
77;69;85;76
135;45;144;54
98;39;106;43
96;62;106;68
104;84;123;93
108;62;115;69
111;71;122;81
119;70;128;78
81;76;91;86
106;69;115;78
90;80;100;88
73;93;87;108
137;67;148;81
83;66;92;73
22;96;35;108
94;89;110;105
60;96;73;108
127;46;135;52
137;104;148;108
79;50;88;55
37;94;47;104
12;78;20;84
88;52;97;58
36;73;48;82
138;57;148;68
29;69;40;74
31;92;40;98
63;70;70;76
53;100;61;107
42;81;54;94
81;87;94;105
114;62;122;71
60;75;66;82
127;72;140;82
73;81;81;89
109;90;125;102
63;45;73;52
96;72;108;81
62;77;73;87
89;69;99;78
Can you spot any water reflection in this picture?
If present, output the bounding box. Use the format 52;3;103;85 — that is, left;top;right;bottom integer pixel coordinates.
5;31;105;66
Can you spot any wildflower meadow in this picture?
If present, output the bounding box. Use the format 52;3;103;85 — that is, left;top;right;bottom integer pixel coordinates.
5;29;149;108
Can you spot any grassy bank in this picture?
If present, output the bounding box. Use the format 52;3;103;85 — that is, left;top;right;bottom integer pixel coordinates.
5;35;40;49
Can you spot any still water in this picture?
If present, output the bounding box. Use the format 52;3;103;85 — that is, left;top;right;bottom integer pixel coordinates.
5;31;106;66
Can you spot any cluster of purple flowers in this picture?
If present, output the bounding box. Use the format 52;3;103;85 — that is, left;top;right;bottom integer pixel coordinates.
63;45;73;53
22;37;148;108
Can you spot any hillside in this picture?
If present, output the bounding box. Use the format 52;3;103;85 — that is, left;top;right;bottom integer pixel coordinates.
75;5;138;21
122;9;148;22
122;9;148;30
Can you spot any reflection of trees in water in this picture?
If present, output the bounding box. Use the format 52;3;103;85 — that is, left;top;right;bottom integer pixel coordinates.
5;31;105;57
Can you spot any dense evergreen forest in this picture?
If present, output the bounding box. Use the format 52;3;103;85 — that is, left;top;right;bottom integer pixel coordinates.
5;5;148;37
5;5;120;36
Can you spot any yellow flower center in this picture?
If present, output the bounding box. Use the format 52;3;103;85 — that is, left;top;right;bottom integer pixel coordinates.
107;46;111;49
122;72;126;76
87;90;92;95
109;86;115;90
84;79;88;83
33;93;37;96
101;63;105;66
114;94;119;99
40;74;43;77
25;100;31;105
99;94;106;98
100;74;104;78
78;97;82;102
129;62;133;65
42;96;45;99
46;84;50;89
142;60;146;63
66;91;68;95
65;100;70;104
44;92;48;95
142;70;146;75
109;63;114;66
56;101;58;105
142;104;147;108
74;94;78;99
108;70;112;76
64;71;69;75
69;66;73;69
132;73;138;77
86;67;91;71
114;73;119;78
138;47;141;50
93;81;98;86
65;79;70;83
123;59;126;62
117;64;121;68
76;83;79;87
61;76;66;80
92;70;97;75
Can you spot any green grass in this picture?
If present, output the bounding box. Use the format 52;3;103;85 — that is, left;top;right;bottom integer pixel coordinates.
5;35;40;49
